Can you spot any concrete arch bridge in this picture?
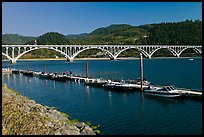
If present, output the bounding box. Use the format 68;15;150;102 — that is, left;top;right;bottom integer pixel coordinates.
2;45;202;64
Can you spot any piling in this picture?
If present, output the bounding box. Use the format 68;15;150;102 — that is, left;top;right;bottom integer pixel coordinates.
140;52;144;91
44;64;46;73
86;62;88;78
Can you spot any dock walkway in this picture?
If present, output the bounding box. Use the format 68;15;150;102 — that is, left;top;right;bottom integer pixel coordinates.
178;89;202;97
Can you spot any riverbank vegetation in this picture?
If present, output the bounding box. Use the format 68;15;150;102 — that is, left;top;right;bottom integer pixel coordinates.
2;20;202;60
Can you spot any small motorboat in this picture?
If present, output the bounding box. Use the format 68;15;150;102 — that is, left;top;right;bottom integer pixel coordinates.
51;73;68;81
39;72;53;79
84;78;108;87
21;70;34;76
144;85;182;98
103;80;137;91
12;69;20;74
127;78;150;86
33;71;42;76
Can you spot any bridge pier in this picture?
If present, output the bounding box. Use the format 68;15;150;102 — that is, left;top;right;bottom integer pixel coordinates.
110;57;117;60
10;60;16;64
67;58;74;62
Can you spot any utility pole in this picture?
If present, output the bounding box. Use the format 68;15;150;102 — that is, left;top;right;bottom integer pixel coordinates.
140;51;144;91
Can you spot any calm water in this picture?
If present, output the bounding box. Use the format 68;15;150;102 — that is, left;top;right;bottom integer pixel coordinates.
2;57;202;135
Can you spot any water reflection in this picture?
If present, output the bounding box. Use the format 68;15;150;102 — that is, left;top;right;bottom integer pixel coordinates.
2;73;11;82
85;86;90;104
144;94;185;110
53;80;56;89
85;86;90;96
108;91;112;106
27;77;32;82
139;92;148;130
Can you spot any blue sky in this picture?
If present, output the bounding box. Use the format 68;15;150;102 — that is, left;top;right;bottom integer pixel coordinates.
2;2;202;36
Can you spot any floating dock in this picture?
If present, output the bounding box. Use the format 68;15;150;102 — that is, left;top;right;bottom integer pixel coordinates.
3;68;202;99
2;68;12;73
178;88;202;97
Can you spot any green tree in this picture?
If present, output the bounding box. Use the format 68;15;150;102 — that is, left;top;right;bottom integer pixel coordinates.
37;32;70;45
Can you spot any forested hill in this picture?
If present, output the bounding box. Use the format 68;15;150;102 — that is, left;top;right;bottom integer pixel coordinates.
70;20;202;45
2;20;202;45
138;20;202;45
70;24;148;44
2;34;36;45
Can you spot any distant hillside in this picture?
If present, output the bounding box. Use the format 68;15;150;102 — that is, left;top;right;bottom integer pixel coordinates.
71;24;148;44
2;20;202;45
70;20;202;45
2;34;36;45
66;33;88;40
138;20;202;45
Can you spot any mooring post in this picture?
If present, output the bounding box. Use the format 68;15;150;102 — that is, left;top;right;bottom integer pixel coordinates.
44;64;46;73
86;61;88;78
140;51;144;91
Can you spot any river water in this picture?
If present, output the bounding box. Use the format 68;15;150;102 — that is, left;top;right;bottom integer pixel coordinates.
2;57;202;135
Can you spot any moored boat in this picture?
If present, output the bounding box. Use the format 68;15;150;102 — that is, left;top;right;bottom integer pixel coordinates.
21;70;34;76
127;78;150;86
84;78;108;87
39;72;53;79
104;80;136;91
12;69;20;74
33;71;42;76
144;85;182;98
51;73;68;81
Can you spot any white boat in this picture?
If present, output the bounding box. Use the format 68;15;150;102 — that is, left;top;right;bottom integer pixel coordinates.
50;73;68;81
144;85;182;98
189;58;194;61
33;71;42;76
104;80;149;91
127;78;150;86
84;78;108;87
39;72;53;79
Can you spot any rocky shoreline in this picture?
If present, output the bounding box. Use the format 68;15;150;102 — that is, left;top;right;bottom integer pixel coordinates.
2;84;98;135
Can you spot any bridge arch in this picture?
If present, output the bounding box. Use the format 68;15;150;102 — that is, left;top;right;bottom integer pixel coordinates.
14;47;71;61
150;47;178;57
179;47;202;57
71;47;115;59
2;52;13;61
114;47;150;58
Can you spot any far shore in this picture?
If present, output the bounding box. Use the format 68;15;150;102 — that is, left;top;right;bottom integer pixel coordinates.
2;56;202;62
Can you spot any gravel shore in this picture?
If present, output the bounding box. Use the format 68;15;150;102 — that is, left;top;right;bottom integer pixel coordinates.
2;84;97;135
